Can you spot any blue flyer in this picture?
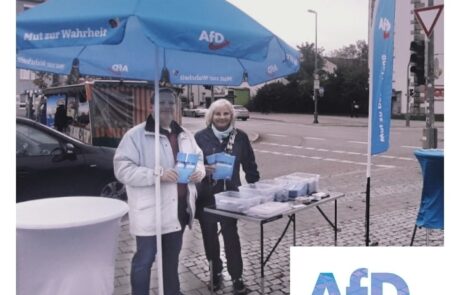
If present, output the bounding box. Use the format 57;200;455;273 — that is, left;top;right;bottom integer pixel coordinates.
176;152;199;184
206;152;235;180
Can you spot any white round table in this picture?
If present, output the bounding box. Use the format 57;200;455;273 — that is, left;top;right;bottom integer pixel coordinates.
17;197;129;295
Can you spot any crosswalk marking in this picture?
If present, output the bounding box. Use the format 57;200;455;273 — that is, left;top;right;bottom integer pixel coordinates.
266;133;287;137
304;136;325;140
259;142;415;162
253;148;395;168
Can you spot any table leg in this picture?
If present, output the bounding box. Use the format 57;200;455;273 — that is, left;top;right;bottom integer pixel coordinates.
260;222;265;294
293;214;296;246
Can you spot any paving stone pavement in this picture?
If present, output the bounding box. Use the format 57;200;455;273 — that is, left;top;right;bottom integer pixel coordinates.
112;114;443;294
113;203;443;295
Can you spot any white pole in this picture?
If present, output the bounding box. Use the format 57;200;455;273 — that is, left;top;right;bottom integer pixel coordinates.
154;47;164;295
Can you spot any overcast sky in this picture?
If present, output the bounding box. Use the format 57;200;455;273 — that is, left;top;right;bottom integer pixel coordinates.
227;0;369;54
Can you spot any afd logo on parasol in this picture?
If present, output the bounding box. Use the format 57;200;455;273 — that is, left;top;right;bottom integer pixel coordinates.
199;30;230;50
266;64;279;77
111;64;129;74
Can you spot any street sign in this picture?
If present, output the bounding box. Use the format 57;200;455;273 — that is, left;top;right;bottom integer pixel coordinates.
414;5;444;37
318;87;324;97
314;79;320;90
434;86;444;99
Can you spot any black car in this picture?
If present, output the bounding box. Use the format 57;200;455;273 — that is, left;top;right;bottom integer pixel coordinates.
16;117;125;202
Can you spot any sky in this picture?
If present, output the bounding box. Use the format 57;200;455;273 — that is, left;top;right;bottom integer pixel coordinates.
227;0;369;54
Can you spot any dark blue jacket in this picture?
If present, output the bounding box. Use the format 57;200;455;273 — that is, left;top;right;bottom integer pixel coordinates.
194;127;260;218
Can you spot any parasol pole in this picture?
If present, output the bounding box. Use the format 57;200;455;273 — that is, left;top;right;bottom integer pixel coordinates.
154;46;164;295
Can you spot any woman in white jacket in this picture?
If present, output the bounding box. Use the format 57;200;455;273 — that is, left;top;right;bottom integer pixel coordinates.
114;88;205;295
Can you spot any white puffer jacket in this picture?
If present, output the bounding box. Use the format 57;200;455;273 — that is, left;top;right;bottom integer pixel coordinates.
114;120;205;236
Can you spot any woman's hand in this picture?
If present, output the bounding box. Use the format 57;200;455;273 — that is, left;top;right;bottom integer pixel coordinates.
188;171;204;183
204;164;216;176
160;169;179;183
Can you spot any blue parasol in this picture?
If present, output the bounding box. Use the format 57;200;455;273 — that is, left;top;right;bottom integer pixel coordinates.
17;1;301;293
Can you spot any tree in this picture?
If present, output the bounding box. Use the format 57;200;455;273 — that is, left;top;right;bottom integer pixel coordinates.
322;40;369;116
251;40;369;116
289;42;326;96
251;42;323;113
33;72;53;89
330;40;368;60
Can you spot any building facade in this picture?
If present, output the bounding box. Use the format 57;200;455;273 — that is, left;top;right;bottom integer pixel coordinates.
16;0;46;116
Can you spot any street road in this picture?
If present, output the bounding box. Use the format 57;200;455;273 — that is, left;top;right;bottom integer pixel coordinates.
111;113;444;295
183;112;444;241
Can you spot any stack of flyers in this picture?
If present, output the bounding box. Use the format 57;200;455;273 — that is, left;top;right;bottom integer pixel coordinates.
175;152;199;184
206;152;236;180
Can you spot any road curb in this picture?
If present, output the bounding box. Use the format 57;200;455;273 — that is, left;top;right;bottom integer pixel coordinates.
249;132;260;143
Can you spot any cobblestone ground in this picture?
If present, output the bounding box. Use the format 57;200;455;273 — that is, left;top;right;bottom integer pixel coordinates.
114;194;444;295
113;115;444;294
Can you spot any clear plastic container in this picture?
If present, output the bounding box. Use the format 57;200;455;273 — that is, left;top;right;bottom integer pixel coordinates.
273;176;309;197
215;191;261;213
276;172;320;194
246;202;292;218
238;182;282;203
286;172;320;193
258;180;290;202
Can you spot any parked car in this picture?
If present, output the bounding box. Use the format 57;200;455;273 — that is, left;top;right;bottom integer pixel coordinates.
182;105;208;117
16;117;126;203
233;105;250;121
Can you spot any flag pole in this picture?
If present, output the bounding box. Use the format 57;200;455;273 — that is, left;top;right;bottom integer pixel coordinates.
366;0;376;247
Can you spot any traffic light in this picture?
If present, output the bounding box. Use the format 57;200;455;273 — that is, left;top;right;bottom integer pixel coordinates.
409;41;425;86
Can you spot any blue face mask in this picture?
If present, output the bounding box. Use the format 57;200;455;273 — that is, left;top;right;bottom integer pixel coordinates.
212;124;234;142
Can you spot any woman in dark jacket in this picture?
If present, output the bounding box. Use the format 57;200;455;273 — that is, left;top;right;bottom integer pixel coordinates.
195;99;260;294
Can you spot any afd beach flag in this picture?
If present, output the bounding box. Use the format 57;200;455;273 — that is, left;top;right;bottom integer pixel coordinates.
365;0;396;246
369;0;395;155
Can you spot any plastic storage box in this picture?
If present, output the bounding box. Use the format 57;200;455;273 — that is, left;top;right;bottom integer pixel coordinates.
238;183;282;203
275;173;320;195
258;179;290;202
273;176;309;197
246;202;292;218
215;191;261;213
286;172;320;193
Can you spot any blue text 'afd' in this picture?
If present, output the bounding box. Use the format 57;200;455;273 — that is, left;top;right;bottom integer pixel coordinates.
311;268;409;295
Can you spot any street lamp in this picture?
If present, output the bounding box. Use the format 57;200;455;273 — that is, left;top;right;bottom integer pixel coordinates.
308;9;319;124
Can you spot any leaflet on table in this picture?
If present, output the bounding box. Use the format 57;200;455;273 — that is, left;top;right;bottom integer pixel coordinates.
206;152;236;180
175;152;199;184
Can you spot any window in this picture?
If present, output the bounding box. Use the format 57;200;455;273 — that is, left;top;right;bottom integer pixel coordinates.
19;69;31;80
16;124;61;157
19;69;36;80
